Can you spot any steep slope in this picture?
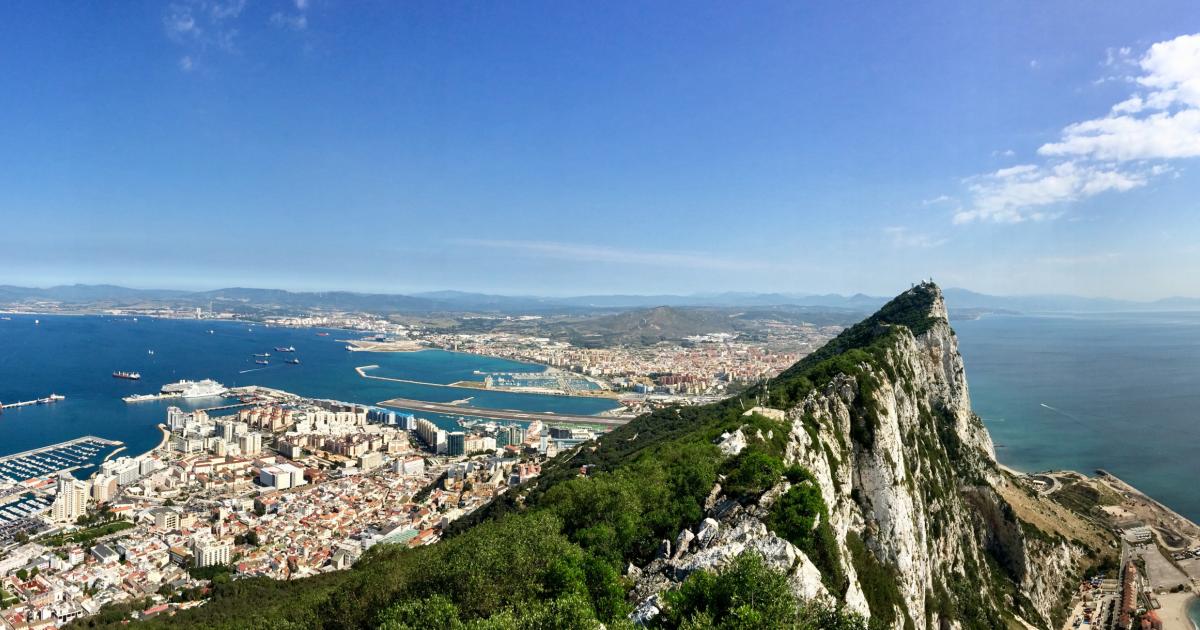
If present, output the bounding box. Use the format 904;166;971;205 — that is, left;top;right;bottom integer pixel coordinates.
93;282;1103;630
620;283;1093;628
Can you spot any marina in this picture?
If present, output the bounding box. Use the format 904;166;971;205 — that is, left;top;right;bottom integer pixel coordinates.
0;436;123;483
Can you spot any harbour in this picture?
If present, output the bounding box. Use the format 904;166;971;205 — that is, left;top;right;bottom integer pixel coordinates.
0;436;123;483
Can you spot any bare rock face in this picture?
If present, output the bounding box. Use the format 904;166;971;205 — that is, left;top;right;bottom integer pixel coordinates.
628;283;1089;629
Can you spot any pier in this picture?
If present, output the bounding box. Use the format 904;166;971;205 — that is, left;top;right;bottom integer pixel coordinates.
0;394;65;412
377;397;633;427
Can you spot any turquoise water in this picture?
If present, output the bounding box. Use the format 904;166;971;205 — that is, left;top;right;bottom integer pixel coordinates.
1189;597;1200;630
0;314;618;462
955;312;1200;523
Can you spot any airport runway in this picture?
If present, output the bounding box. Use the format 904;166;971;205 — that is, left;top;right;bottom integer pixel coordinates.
377;397;633;427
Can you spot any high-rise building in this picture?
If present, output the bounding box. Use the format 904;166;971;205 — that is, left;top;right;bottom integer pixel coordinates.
447;432;465;457
166;406;188;431
238;432;263;456
51;472;89;523
91;474;118;503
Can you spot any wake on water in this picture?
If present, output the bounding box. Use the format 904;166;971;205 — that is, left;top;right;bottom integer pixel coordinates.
1039;403;1086;425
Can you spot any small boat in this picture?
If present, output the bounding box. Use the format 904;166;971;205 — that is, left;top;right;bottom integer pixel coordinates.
316;332;330;337
255;359;269;365
286;358;301;365
147;350;155;355
208;330;215;334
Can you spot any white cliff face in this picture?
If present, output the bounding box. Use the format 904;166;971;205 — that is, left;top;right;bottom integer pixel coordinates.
629;284;1087;629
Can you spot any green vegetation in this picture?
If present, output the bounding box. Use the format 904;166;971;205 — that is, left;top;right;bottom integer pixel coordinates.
767;471;845;594
40;519;134;547
656;552;865;629
188;564;233;582
846;532;913;630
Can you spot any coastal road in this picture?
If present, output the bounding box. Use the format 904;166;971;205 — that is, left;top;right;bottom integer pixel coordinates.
377;397;634;427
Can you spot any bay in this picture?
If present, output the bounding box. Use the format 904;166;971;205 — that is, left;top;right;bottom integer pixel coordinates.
0;314;618;463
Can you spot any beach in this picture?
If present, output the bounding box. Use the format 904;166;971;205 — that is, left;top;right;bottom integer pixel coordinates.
1156;591;1195;630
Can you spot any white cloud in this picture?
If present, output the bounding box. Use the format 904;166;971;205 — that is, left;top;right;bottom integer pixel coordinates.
453;239;776;272
179;55;195;72
921;195;955;206
954;32;1200;224
884;227;948;248
271;0;311;31
270;12;308;30
954;162;1149;224
1040;34;1200;161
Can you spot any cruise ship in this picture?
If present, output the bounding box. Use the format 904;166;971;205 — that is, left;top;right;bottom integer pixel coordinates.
160;379;226;399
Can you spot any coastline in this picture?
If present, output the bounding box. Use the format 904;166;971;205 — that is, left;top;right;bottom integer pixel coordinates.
1156;591;1196;630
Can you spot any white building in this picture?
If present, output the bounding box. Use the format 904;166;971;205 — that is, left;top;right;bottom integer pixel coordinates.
192;538;232;567
51;472;89;523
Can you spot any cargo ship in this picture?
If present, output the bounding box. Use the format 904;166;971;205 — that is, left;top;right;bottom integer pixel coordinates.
253;353;270;358
255;359;269;365
112;371;141;380
275;346;296;353
286;358;301;365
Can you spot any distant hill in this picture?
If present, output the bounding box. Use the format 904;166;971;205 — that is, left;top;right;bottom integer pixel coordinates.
510;305;862;347
3;283;1200;316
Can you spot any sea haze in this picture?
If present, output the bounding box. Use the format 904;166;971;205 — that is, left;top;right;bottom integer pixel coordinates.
954;311;1200;522
0;315;618;467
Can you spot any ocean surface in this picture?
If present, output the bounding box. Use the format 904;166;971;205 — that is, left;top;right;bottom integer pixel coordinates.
954;311;1200;523
0;314;618;466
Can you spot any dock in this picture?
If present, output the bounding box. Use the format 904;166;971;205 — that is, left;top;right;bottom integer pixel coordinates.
377;397;633;427
0;394;65;412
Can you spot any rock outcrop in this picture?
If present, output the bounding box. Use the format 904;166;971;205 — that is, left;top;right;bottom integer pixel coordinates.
629;283;1089;629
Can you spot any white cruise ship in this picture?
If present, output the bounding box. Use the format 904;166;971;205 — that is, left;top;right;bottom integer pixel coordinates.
160;379;226;399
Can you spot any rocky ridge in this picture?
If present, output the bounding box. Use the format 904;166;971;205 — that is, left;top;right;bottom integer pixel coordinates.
627;283;1093;629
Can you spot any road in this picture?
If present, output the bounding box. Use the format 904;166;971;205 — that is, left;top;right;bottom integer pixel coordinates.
377;397;633;427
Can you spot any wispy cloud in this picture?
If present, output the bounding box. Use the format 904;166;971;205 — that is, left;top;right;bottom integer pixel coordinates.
271;0;311;31
884;227;948;249
954;33;1200;224
163;0;246;70
165;0;312;69
1036;252;1122;266
270;12;308;31
453;238;776;272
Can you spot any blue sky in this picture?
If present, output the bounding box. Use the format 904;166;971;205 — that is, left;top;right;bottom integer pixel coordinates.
2;2;1199;298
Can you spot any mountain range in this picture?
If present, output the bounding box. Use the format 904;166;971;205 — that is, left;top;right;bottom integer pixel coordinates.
4;283;1200;315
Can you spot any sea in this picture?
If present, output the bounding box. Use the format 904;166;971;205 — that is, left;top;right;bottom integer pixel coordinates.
954;311;1200;524
0;314;617;471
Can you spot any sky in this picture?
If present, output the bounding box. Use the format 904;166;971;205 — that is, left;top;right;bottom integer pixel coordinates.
2;2;1200;299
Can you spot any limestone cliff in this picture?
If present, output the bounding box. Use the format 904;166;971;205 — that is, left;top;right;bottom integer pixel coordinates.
630;283;1090;629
